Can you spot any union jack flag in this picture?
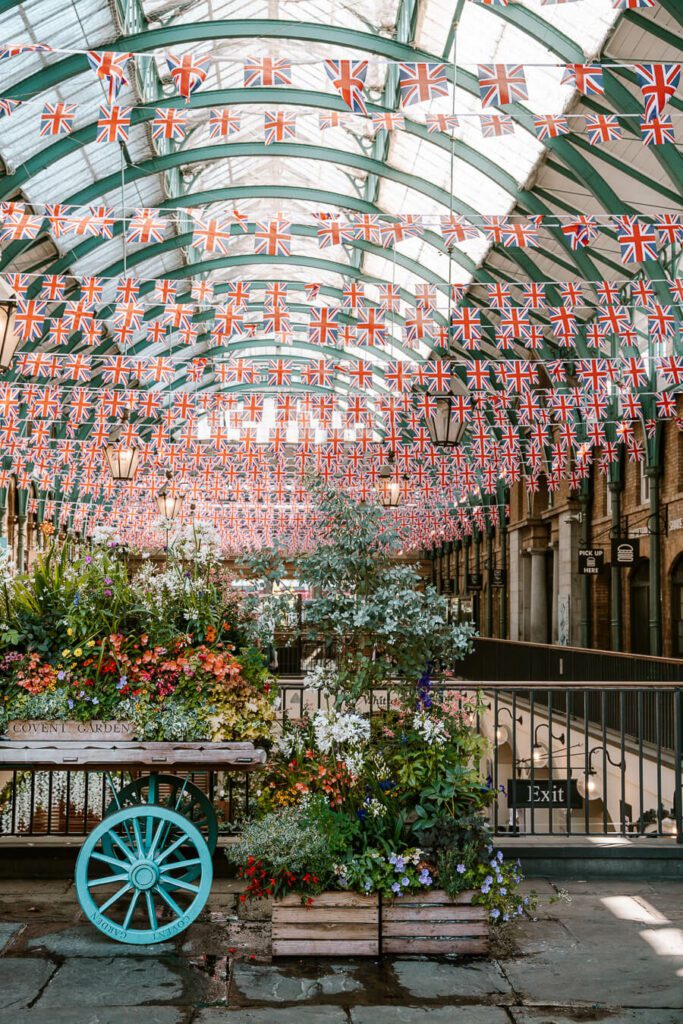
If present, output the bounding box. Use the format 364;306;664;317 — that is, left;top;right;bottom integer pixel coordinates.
95;105;130;144
613;0;656;7
533;115;569;140
208;108;241;137
613;216;658;264
318;112;348;130
480;114;514;137
640;116;675;146
166;52;211;101
151;108;187;141
40;102;76;136
308;307;338;345
243;57;291;87
0;99;21;118
425;114;459;134
192;216;233;255
585;114;622;144
86;51;130;104
254;219;291;256
370;112;405;133
655;214;683;246
477;64;528;108
127;208;166;245
635;63;681;118
398;63;448;106
0;43;52;60
263;111;296;145
315;216;354;248
560;216;599;250
324;59;368;114
561;64;604;96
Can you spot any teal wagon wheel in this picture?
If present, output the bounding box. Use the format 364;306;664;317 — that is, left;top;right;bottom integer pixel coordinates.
76;805;213;945
104;774;219;854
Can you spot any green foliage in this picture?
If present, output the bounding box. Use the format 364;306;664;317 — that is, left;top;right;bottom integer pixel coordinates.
299;487;475;702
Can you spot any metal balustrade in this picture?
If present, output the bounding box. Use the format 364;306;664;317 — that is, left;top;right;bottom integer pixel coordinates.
1;679;680;843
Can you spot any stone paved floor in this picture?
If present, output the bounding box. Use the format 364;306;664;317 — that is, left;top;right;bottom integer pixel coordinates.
0;876;681;1023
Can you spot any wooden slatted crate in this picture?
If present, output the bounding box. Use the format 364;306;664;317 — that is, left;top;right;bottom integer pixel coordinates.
272;891;379;956
382;889;489;955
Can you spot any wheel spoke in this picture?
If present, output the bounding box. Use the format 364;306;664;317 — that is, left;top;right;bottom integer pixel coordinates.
159;875;199;894
108;831;137;863
156;884;184;918
147;775;159;806
160;857;202;872
147;819;165;860
99;882;132;914
145;890;158;930
88;873;130;888
156;833;190;865
132;817;146;856
123;889;141;931
91;851;130;870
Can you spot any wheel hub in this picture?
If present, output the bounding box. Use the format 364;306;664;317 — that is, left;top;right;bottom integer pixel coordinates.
130;860;160;891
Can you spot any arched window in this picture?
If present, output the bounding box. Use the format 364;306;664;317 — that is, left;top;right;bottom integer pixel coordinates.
630;559;650;655
672;557;683;658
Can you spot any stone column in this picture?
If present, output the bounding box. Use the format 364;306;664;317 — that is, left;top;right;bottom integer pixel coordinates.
529;548;548;644
16;514;26;573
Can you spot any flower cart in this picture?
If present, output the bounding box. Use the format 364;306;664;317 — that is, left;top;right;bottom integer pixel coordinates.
0;738;266;945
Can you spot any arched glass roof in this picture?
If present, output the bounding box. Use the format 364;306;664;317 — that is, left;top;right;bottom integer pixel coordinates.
0;0;681;551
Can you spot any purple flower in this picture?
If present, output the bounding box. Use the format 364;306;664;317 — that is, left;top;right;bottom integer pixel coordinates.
57;671;66;681
391;882;401;894
103;589;112;597
456;863;466;874
419;869;432;886
67;699;74;709
401;876;410;887
84;556;92;564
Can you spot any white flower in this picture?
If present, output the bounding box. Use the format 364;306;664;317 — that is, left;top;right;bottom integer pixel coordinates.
312;709;370;755
412;711;448;746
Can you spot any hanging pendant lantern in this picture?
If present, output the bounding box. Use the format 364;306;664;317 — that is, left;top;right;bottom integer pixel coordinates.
377;450;402;508
156;472;183;519
104;411;140;481
426;392;468;447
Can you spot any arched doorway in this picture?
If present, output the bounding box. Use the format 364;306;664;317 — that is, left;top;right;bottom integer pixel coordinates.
630;559;650;655
671;556;683;658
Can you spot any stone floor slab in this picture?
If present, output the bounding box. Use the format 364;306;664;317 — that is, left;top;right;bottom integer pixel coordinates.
231;962;364;1003
197;1008;348;1023
509;1012;683;1024
0;958;56;1009
26;924;175;957
351;1008;510;1023
36;957;184;1008
0;1009;184;1024
392;959;514;1001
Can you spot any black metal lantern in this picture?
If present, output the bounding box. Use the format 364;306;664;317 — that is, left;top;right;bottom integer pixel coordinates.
156;472;183;519
377;450;403;508
0;301;20;372
104;413;140;481
426;393;468;447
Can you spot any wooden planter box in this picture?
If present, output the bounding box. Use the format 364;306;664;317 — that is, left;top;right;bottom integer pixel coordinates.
272;889;488;957
382;889;489;956
273;892;379;956
5;720;135;741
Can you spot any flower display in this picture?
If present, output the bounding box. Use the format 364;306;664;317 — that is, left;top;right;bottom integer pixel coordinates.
0;540;276;743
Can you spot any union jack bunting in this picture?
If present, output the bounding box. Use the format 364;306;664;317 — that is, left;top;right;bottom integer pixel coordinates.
561;64;604;96
613;216;659;264
613;0;656;7
40;102;76;136
370;113;405;133
0;43;52;59
208;108;241;137
585;114;622;144
127;209;166;245
0;210;42;242
654;214;683;246
502;220;540;247
0;99;20;118
533;115;569;140
440;215;479;248
243;57;292;87
324;59;369;114
560;216;599;250
318;112;348;130
397;63;448;106
86;51;130;104
192;217;233;255
480;114;514;137
151;108;187;141
477;64;528;108
378;215;423;247
95;105;131;144
263;111;296;145
315;216;355;248
308;307;338;345
635;63;681;118
425;114;459;134
640;116;675;145
166;52;211;101
254;220;291;256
